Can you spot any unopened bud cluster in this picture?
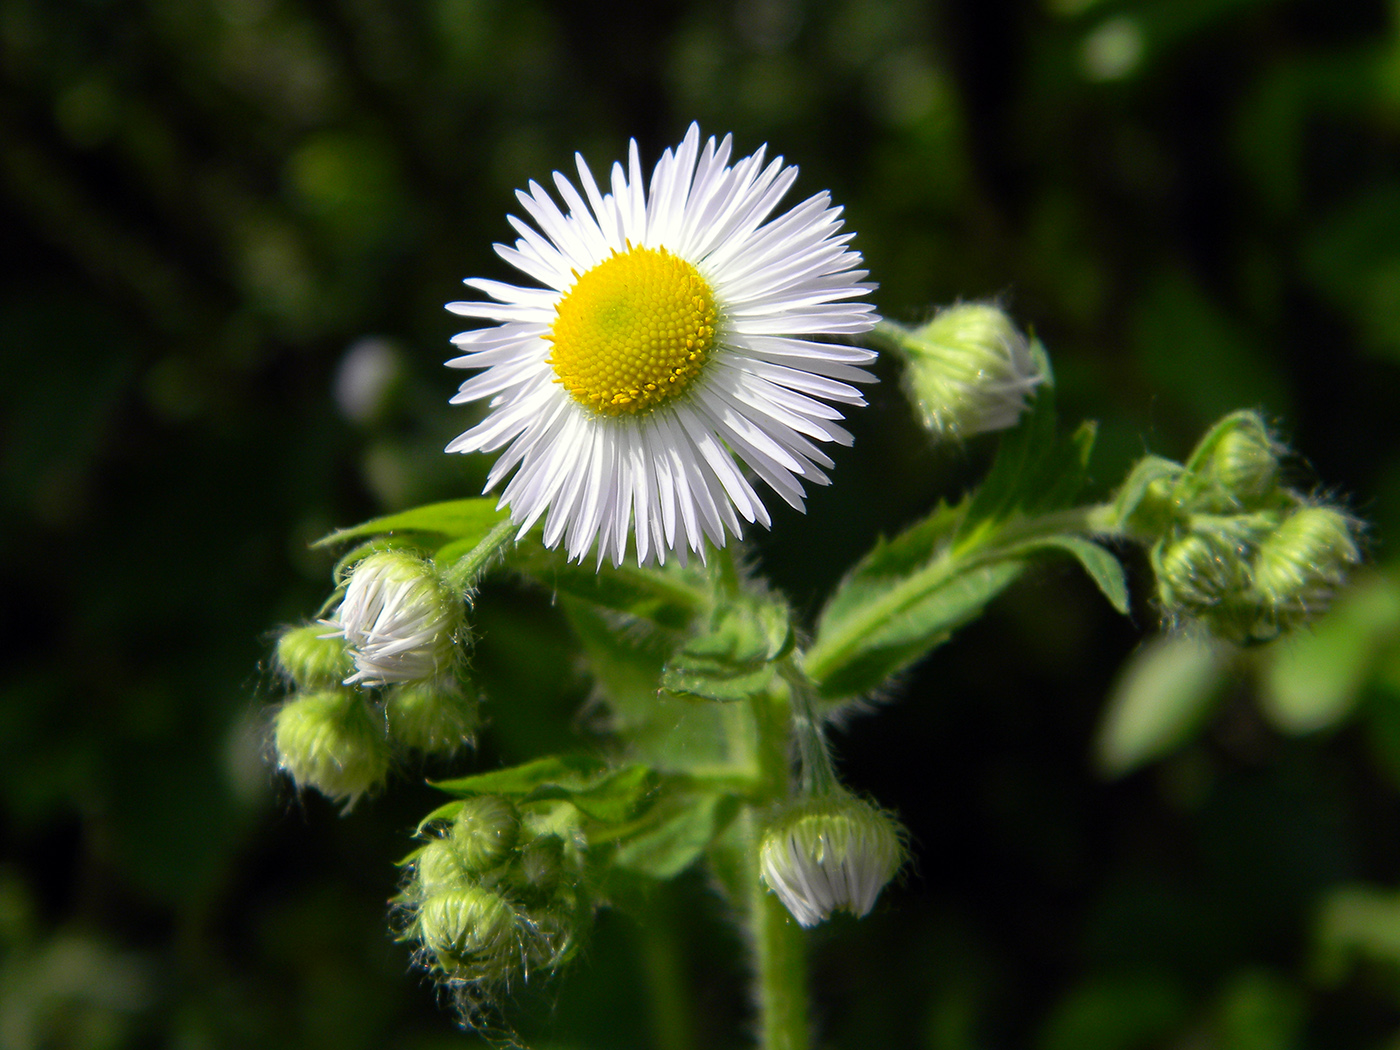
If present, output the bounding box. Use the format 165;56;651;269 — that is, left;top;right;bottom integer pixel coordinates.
886;304;1044;439
271;550;479;805
759;794;904;927
402;796;588;1002
1112;412;1360;642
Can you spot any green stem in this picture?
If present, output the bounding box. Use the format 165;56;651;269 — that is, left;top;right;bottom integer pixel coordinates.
742;673;810;1050
781;660;839;798
801;501;1120;688
750;837;810;1050
443;518;516;593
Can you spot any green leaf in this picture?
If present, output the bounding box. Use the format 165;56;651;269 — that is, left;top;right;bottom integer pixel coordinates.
808;558;1026;700
1007;535;1131;615
315;498;508;548
432;754;608;797
515;544;706;630
428;756;658;826
1095;634;1233;776
609;790;741;879
562;599;763;781
660;601;793;702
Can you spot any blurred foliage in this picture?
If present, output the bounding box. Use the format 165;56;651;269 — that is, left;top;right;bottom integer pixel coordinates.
5;0;1400;1047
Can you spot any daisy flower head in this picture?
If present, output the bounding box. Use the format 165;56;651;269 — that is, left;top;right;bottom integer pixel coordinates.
445;123;878;567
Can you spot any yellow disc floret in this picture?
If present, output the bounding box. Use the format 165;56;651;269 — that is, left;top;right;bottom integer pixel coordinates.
548;245;717;415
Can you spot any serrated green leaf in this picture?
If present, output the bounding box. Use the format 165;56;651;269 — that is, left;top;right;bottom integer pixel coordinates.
1006;534;1130;615
431;754;608;797
610;791;741;879
660;663;779;702
315;498;509;548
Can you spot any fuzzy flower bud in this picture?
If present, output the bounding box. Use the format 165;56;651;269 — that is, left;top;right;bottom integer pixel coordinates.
892;304;1043;438
273;689;390;805
1253;507;1360;627
759;795;904;927
418;885;519;963
275;623;353;688
387;677;480;753
1198;412;1281;510
450;796;521;873
329;550;463;686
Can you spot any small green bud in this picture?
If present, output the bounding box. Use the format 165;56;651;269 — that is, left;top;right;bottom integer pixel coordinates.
451;796;521;873
891;304;1043;439
387;677;480;753
415;839;469;898
418;885;518;963
275;623;353;688
759;795;905;927
518;834;565;893
273;690;389;806
328;550;463;686
1155;532;1249;614
1253;507;1360;626
1181;411;1282;512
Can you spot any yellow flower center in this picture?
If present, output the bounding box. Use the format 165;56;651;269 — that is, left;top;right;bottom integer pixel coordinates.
547;245;717;415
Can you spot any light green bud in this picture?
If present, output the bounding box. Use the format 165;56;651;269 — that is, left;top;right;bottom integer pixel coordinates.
415;839;469;898
327;550;463;687
418;885;518;963
1155;532;1248;613
892;304;1043;439
451;796;520;873
518;834;565;893
1182;411;1282;512
274;623;353;688
1253;507;1360;626
759;795;905;928
387;677;480;753
272;690;389;806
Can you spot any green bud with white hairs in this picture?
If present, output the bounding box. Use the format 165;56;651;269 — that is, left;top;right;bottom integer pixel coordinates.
387;677;480;753
418;885;520;965
1253;506;1361;631
275;622;353;688
450;796;521;873
1195;411;1281;510
759;794;905;928
273;689;390;806
886;303;1044;439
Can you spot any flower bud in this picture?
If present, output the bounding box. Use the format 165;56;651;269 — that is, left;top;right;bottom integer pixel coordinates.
418;885;519;963
415;839;469;898
1182;411;1282;513
518;834;565;893
892;304;1043;438
1155;532;1248;614
329;550;463;686
1253;507;1360;626
387;677;480;753
759;795;904;927
275;623;353;688
451;796;521;873
273;690;389;805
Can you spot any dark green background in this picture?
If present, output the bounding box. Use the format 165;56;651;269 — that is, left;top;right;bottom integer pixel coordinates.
5;0;1400;1047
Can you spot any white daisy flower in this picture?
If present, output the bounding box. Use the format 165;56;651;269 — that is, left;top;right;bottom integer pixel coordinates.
444;123;878;567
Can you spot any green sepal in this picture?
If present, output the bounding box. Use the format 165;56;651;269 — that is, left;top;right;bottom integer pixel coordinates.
314;498;508;550
660;601;794;702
